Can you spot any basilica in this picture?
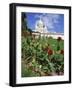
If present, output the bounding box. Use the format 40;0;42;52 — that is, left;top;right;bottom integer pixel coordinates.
35;18;48;33
32;18;64;39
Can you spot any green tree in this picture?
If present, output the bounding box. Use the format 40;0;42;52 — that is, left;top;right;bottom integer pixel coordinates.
22;13;27;31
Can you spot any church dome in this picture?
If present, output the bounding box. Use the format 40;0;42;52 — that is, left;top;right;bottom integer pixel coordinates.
37;19;44;27
35;18;48;34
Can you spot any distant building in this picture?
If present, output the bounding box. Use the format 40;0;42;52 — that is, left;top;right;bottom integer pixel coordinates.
35;18;48;33
32;18;64;39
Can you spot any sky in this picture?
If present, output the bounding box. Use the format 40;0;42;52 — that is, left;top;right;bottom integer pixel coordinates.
24;12;64;33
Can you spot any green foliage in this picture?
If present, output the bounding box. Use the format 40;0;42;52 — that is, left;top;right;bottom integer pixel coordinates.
21;36;64;77
22;67;40;77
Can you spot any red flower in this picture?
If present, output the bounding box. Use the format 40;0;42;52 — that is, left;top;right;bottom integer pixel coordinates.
57;37;62;42
60;50;64;55
48;49;53;55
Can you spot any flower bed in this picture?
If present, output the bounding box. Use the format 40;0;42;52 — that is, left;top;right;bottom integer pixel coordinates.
21;36;64;77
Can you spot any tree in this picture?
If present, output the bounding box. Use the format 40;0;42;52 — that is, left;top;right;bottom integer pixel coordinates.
22;13;27;31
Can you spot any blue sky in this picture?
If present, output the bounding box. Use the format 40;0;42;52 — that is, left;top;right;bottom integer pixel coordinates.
24;13;64;33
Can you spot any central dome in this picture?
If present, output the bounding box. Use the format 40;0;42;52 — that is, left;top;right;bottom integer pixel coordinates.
37;19;44;25
36;19;45;28
35;18;48;34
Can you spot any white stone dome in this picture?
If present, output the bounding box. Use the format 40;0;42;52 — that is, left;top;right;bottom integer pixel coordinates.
35;18;48;34
36;19;44;27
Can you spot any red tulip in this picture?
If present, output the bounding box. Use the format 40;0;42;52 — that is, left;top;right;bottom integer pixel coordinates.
48;49;53;55
57;37;62;42
60;50;64;55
